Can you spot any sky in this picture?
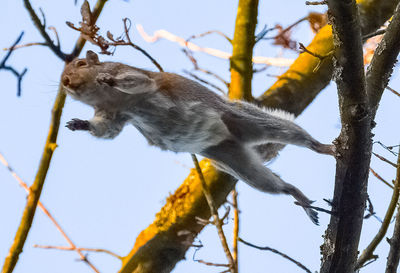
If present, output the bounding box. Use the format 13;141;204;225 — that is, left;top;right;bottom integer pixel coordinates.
0;1;399;273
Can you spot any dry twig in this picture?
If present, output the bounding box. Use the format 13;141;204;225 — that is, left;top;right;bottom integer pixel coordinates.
363;29;386;41
386;86;400;98
386;147;400;272
67;16;163;72
23;0;68;60
238;238;312;273
182;47;228;91
373;152;398;168
356;177;400;268
364;197;377;219
370;167;394;189
0;152;100;272
299;42;333;72
182;70;226;95
0;32;28;96
191;154;236;273
33;245;122;260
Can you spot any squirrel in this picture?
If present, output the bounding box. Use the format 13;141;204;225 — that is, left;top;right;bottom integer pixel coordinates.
62;50;335;225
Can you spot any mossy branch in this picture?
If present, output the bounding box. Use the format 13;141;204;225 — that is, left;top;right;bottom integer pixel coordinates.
229;0;259;101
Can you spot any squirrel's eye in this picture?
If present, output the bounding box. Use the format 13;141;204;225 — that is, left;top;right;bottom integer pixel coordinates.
76;60;87;67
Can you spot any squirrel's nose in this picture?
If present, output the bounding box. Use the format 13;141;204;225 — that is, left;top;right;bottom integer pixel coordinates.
62;76;70;87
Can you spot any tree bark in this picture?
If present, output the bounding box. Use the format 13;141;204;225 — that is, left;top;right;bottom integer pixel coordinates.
320;0;370;272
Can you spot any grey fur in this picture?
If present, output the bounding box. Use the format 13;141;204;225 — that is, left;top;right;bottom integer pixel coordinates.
62;51;334;225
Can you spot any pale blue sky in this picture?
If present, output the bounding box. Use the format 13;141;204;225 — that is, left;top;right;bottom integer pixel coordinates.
1;1;399;273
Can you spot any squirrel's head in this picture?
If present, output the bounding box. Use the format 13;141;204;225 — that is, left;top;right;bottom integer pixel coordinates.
61;50;101;99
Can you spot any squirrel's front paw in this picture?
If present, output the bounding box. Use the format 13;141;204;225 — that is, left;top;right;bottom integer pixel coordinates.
96;73;115;86
66;119;90;131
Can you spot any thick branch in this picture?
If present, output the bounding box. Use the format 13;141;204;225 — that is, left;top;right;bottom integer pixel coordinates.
229;0;259;101
367;1;400;117
1;1;108;273
320;0;370;272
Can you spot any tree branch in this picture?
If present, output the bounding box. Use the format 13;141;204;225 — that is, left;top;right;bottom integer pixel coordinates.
238;238;312;273
228;0;259;101
33;245;123;260
385;148;400;273
191;154;235;273
231;189;239;270
356;176;399;268
22;0;67;60
366;1;400;118
320;0;371;272
1;1;108;273
0;32;28;96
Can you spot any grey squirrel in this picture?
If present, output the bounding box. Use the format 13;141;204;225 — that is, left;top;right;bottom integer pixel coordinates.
62;50;334;224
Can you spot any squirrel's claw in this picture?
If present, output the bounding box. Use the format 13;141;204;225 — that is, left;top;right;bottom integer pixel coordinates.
66;118;90;131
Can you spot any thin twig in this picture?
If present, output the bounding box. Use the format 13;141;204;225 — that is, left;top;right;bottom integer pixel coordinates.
33;245;122;260
238;238;312;273
356;177;400;268
305;1;327;5
364;197;376;219
0;152;101;272
186;30;231;44
184;32;231;84
196;259;230;268
191;154;236;273
22;0;67;60
116;18;164;72
231;189;239;270
0;32;28;97
294;202;334;215
370;167;394;189
263;16;308;41
136;24;295;67
386;147;400;273
3;42;47;51
386;86;400;98
183;70;226;95
373;152;398;168
182;48;229;88
299;42;333;72
363;29;386;42
360;147;400;268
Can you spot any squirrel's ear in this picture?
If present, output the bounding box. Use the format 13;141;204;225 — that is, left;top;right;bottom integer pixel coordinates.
86;50;100;65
